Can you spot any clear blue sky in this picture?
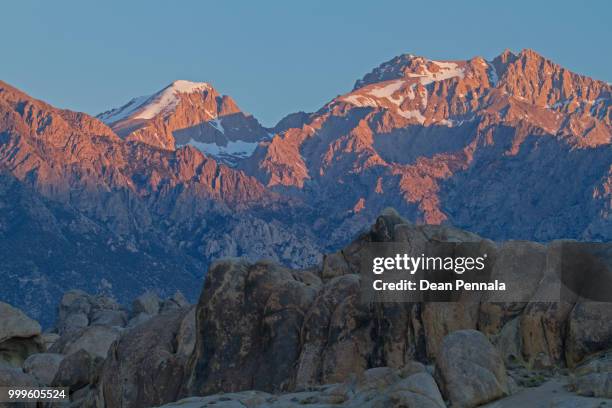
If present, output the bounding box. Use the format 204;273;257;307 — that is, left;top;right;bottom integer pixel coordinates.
2;0;611;126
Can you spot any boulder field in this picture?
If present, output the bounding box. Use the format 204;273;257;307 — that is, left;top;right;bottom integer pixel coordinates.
1;209;611;407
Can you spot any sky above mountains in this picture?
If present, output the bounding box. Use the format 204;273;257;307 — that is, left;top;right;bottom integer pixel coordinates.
2;0;611;126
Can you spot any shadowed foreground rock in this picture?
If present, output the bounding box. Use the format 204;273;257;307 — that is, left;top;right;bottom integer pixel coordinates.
570;350;612;399
435;330;508;407
182;210;612;408
0;289;193;408
186;259;320;394
100;308;194;408
0;302;43;367
23;352;64;385
1;210;612;408
162;365;445;408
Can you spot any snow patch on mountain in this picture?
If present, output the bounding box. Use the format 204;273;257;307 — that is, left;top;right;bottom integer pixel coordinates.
488;63;499;86
97;95;151;124
367;80;405;100
209;118;225;134
134;80;211;120
341;59;464;112
342;95;380;108
97;80;211;124
397;110;426;124
185;138;259;164
405;61;465;85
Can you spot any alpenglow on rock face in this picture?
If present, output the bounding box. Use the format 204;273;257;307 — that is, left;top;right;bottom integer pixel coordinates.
98;80;271;166
0;48;610;326
241;49;611;240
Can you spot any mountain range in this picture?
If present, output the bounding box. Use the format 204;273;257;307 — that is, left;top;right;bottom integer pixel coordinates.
0;48;610;325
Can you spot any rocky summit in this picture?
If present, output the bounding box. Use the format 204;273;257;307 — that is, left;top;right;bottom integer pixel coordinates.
1;210;611;407
0;48;610;327
97;80;272;166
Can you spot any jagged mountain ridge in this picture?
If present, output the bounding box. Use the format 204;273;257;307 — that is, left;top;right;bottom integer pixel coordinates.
242;48;611;239
98;80;271;166
0;48;610;325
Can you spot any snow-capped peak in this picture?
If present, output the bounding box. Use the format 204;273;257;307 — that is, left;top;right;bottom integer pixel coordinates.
353;54;466;90
339;57;465;124
164;80;211;95
98;80;212;124
133;80;211;120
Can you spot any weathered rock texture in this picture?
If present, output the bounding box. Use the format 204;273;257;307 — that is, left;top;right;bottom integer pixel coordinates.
186;260;320;394
0;211;611;407
22;352;64;385
571;349;612;398
0;290;196;407
435;330;508;407
55;290;127;336
0;302;43;367
180;211;612;408
100;308;195;408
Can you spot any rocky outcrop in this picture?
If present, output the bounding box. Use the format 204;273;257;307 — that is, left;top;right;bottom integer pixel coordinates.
566;302;612;368
435;330;509;407
49;325;121;359
0;302;43;367
478;241;547;335
52;349;104;393
56;291;127;336
100;308;194;408
0;289;196;406
181;210;611;407
272;111;311;134
1;210;611;407
131;291;161;316
570;349;612;398
186;260;321;394
516;241;576;369
22;353;64;385
0;366;38;387
0;365;40;408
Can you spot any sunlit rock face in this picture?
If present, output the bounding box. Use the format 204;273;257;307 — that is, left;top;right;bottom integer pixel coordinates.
98;80;271;166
